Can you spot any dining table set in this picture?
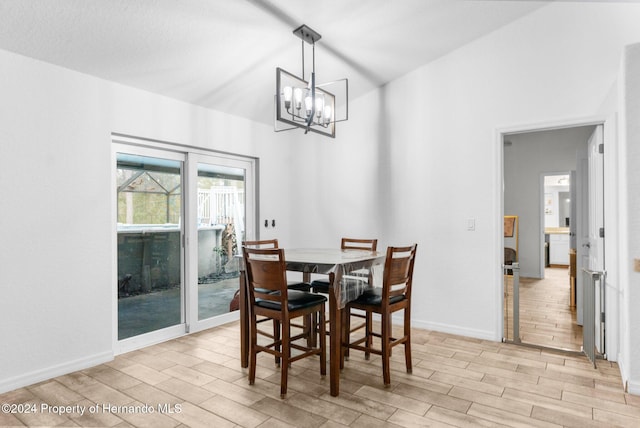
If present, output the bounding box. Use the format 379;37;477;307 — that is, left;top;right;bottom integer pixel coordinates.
238;246;386;396
237;239;418;398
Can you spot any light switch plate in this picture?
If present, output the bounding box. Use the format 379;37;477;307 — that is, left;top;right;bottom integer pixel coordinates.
467;218;475;231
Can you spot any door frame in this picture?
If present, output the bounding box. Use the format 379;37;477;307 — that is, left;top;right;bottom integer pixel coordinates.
111;134;257;354
496;115;614;354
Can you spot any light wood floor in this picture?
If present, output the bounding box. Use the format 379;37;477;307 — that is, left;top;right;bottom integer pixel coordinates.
2;320;640;427
505;267;583;352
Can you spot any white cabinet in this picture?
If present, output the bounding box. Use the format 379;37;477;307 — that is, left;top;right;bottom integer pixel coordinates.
549;233;570;265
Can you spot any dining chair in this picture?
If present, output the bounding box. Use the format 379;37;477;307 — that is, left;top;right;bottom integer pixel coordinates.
243;246;327;398
343;244;417;386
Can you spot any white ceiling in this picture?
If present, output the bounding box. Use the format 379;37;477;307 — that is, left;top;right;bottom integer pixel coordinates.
0;0;550;125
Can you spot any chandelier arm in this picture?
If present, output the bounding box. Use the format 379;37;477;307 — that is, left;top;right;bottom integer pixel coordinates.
305;71;315;133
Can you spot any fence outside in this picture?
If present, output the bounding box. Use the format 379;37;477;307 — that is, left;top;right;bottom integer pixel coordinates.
198;186;244;227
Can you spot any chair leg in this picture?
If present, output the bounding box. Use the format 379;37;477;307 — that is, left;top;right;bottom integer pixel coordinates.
274;320;281;367
365;311;372;360
249;315;258;385
280;321;290;398
404;308;412;373
388;315;393;357
319;306;327;376
341;308;349;366
381;314;391;386
305;314;316;348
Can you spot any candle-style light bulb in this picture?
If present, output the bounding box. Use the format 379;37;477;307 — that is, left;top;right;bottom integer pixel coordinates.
294;87;303;110
304;95;313;117
283;86;292;109
323;105;332;125
315;96;324;119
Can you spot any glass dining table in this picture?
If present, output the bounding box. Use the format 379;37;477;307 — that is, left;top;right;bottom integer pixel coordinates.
238;248;386;396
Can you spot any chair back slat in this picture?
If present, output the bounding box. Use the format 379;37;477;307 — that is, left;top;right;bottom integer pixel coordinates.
243;247;288;307
383;245;417;303
243;239;279;249
341;238;378;252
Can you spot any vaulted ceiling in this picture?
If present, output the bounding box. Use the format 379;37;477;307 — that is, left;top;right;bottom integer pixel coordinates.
0;0;549;125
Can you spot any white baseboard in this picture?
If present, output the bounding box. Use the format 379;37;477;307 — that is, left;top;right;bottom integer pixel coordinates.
388;313;499;341
627;379;640;396
410;318;499;342
0;351;113;395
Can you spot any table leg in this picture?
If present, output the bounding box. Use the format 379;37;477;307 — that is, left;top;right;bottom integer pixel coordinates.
239;270;249;368
328;273;340;397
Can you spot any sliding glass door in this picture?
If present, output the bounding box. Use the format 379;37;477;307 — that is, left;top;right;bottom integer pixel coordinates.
114;138;255;349
115;148;185;343
187;153;254;330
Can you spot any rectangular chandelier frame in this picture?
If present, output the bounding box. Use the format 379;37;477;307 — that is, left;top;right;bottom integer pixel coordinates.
274;24;348;139
275;67;337;138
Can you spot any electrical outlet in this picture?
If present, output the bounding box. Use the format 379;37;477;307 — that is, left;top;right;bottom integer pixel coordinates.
634;258;640;273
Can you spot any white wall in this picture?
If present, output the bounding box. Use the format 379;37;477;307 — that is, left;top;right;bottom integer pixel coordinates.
0;48;300;393
0;51;114;392
371;1;640;342
2;0;640;395
281;89;388;249
504;127;593;278
621;43;640;395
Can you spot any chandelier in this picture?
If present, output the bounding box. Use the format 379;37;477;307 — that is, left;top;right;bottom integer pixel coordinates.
275;25;348;138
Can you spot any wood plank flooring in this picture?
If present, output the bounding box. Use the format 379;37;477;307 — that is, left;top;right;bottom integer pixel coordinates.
2;319;638;427
504;267;582;351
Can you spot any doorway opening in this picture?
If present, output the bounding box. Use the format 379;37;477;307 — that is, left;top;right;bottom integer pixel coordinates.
501;122;604;354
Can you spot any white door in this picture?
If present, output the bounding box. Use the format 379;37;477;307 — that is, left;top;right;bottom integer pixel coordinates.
576;151;588;326
588;125;605;352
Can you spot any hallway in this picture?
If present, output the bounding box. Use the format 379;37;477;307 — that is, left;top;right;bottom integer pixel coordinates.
505;267;582;352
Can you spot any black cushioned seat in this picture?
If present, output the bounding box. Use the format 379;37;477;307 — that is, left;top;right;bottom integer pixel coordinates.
310;279;330;293
351;287;405;306
256;289;327;311
287;282;312;291
312;276;366;294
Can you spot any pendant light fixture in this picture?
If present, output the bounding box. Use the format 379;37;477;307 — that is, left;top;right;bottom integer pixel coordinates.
275;25;348;138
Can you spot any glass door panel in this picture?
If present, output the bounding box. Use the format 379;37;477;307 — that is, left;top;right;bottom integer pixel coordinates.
116;152;184;340
196;162;246;321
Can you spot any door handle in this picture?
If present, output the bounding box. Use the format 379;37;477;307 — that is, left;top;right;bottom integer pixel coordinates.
583;242;591;248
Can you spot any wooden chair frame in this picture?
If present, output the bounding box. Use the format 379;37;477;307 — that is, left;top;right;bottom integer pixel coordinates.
344;244;417;386
243;246;326;398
